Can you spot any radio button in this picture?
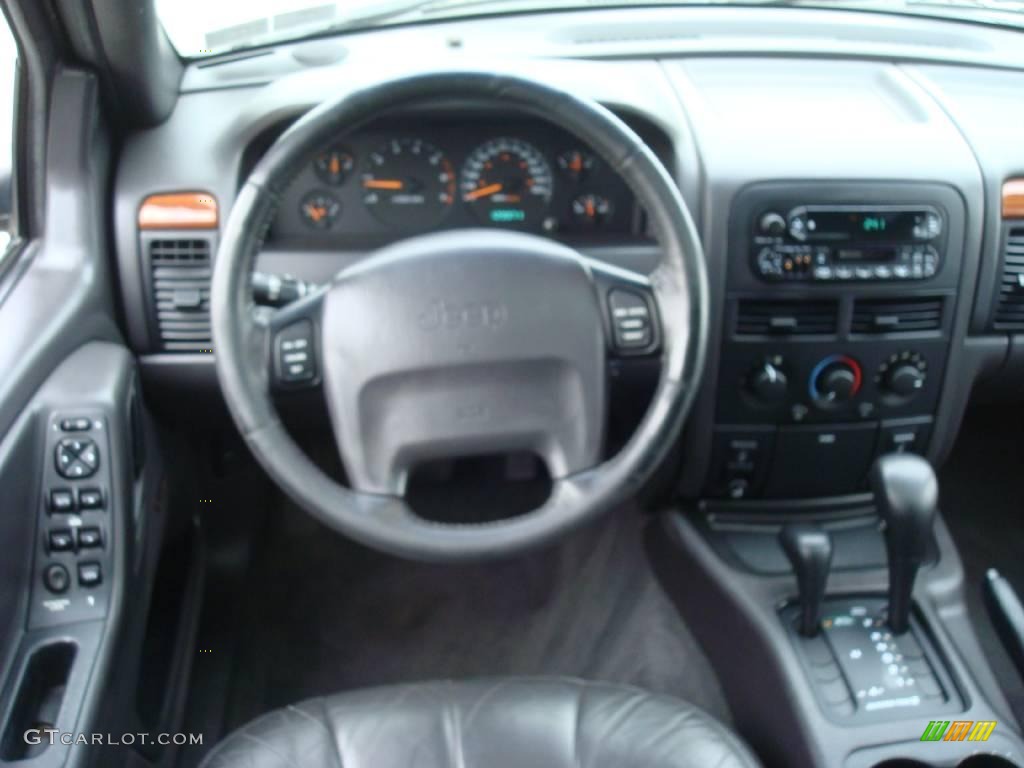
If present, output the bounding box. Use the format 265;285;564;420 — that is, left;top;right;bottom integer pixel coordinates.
835;266;854;280
874;265;893;279
854;266;873;280
813;266;833;280
893;265;910;279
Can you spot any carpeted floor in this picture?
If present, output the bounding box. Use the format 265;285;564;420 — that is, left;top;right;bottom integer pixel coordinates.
217;500;733;736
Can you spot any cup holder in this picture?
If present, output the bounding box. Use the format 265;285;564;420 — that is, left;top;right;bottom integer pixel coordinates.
958;758;1022;768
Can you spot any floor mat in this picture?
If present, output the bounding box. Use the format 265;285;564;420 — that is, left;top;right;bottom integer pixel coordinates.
939;403;1024;725
220;502;733;734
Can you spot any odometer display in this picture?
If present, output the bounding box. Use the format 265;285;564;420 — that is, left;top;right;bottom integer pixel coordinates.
460;138;553;227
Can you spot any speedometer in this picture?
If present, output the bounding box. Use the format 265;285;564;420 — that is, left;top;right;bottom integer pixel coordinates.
460;138;553;227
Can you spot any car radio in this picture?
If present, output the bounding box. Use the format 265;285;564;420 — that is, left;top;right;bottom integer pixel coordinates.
751;205;945;282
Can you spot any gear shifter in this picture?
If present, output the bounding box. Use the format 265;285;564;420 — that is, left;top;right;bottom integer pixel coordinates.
871;453;938;634
779;524;833;637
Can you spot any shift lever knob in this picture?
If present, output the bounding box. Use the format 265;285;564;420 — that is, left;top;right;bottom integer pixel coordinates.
779;524;833;637
871;453;938;634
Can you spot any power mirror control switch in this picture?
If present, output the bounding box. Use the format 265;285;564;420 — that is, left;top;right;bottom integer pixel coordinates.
54;437;100;479
608;289;653;350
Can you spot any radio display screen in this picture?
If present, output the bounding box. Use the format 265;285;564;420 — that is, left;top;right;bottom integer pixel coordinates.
806;210;922;241
835;246;899;262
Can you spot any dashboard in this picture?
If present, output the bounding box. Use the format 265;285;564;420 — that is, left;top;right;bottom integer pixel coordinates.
261;113;666;248
114;5;1024;511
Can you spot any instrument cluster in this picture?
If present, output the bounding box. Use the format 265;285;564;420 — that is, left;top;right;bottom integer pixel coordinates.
269;115;650;247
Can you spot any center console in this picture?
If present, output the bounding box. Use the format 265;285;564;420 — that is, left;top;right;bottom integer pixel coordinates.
706;182;965;501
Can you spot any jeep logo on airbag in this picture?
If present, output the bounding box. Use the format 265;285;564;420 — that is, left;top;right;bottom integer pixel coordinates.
417;299;508;331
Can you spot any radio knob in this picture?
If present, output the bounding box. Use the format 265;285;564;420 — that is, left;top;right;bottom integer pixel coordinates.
810;355;862;406
884;363;926;397
759;212;787;237
748;361;788;404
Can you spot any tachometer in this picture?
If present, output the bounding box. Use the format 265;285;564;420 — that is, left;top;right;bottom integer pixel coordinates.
460;138;553;227
361;139;455;229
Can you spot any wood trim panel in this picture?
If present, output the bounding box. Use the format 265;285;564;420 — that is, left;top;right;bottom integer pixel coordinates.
138;192;218;230
1003;179;1024;220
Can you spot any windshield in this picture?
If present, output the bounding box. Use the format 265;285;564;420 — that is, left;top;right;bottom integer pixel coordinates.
157;0;1024;57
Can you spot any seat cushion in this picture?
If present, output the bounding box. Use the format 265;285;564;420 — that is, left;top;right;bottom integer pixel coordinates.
200;678;760;768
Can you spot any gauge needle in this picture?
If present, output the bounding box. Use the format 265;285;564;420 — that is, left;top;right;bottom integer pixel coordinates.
306;206;327;222
363;179;404;190
463;183;503;201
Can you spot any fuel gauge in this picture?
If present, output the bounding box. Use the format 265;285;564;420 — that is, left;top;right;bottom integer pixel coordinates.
313;147;354;186
300;191;341;229
571;193;613;230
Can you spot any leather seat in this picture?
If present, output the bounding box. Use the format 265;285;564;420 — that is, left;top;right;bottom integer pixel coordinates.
200;678;760;768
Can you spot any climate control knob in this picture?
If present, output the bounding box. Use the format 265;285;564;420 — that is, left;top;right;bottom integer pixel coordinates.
810;355;862;407
877;352;928;400
747;361;788;404
884;363;925;396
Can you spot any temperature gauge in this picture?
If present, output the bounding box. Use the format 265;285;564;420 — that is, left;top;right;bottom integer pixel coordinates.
300;192;341;229
571;194;613;230
313;147;354;186
557;150;595;182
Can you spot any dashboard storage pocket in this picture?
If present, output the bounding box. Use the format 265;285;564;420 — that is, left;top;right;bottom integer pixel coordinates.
764;422;878;498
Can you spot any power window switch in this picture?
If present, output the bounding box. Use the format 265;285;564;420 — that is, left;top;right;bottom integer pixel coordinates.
78;561;102;588
48;529;75;553
77;527;102;549
78;487;104;510
49;488;76;513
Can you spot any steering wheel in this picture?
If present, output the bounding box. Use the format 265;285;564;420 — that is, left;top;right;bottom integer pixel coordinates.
210;71;708;562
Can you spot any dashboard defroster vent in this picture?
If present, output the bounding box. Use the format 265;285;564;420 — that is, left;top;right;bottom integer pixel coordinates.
148;237;213;352
851;297;944;334
735;299;838;336
993;228;1024;331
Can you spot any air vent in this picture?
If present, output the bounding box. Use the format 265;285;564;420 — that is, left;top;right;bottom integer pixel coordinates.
852;297;943;334
993;228;1024;331
735;299;838;336
148;238;212;352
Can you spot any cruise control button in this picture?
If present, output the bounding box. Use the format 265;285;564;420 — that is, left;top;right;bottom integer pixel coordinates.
608;289;654;351
44;564;70;594
275;321;316;384
78;561;102;588
77;527;102;549
48;529;75;552
49;488;76;513
78;487;104;510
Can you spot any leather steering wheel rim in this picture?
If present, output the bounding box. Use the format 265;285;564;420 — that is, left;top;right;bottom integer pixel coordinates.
210;70;709;562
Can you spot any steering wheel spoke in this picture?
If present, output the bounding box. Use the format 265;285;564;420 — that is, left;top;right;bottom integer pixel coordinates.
267;287;327;391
